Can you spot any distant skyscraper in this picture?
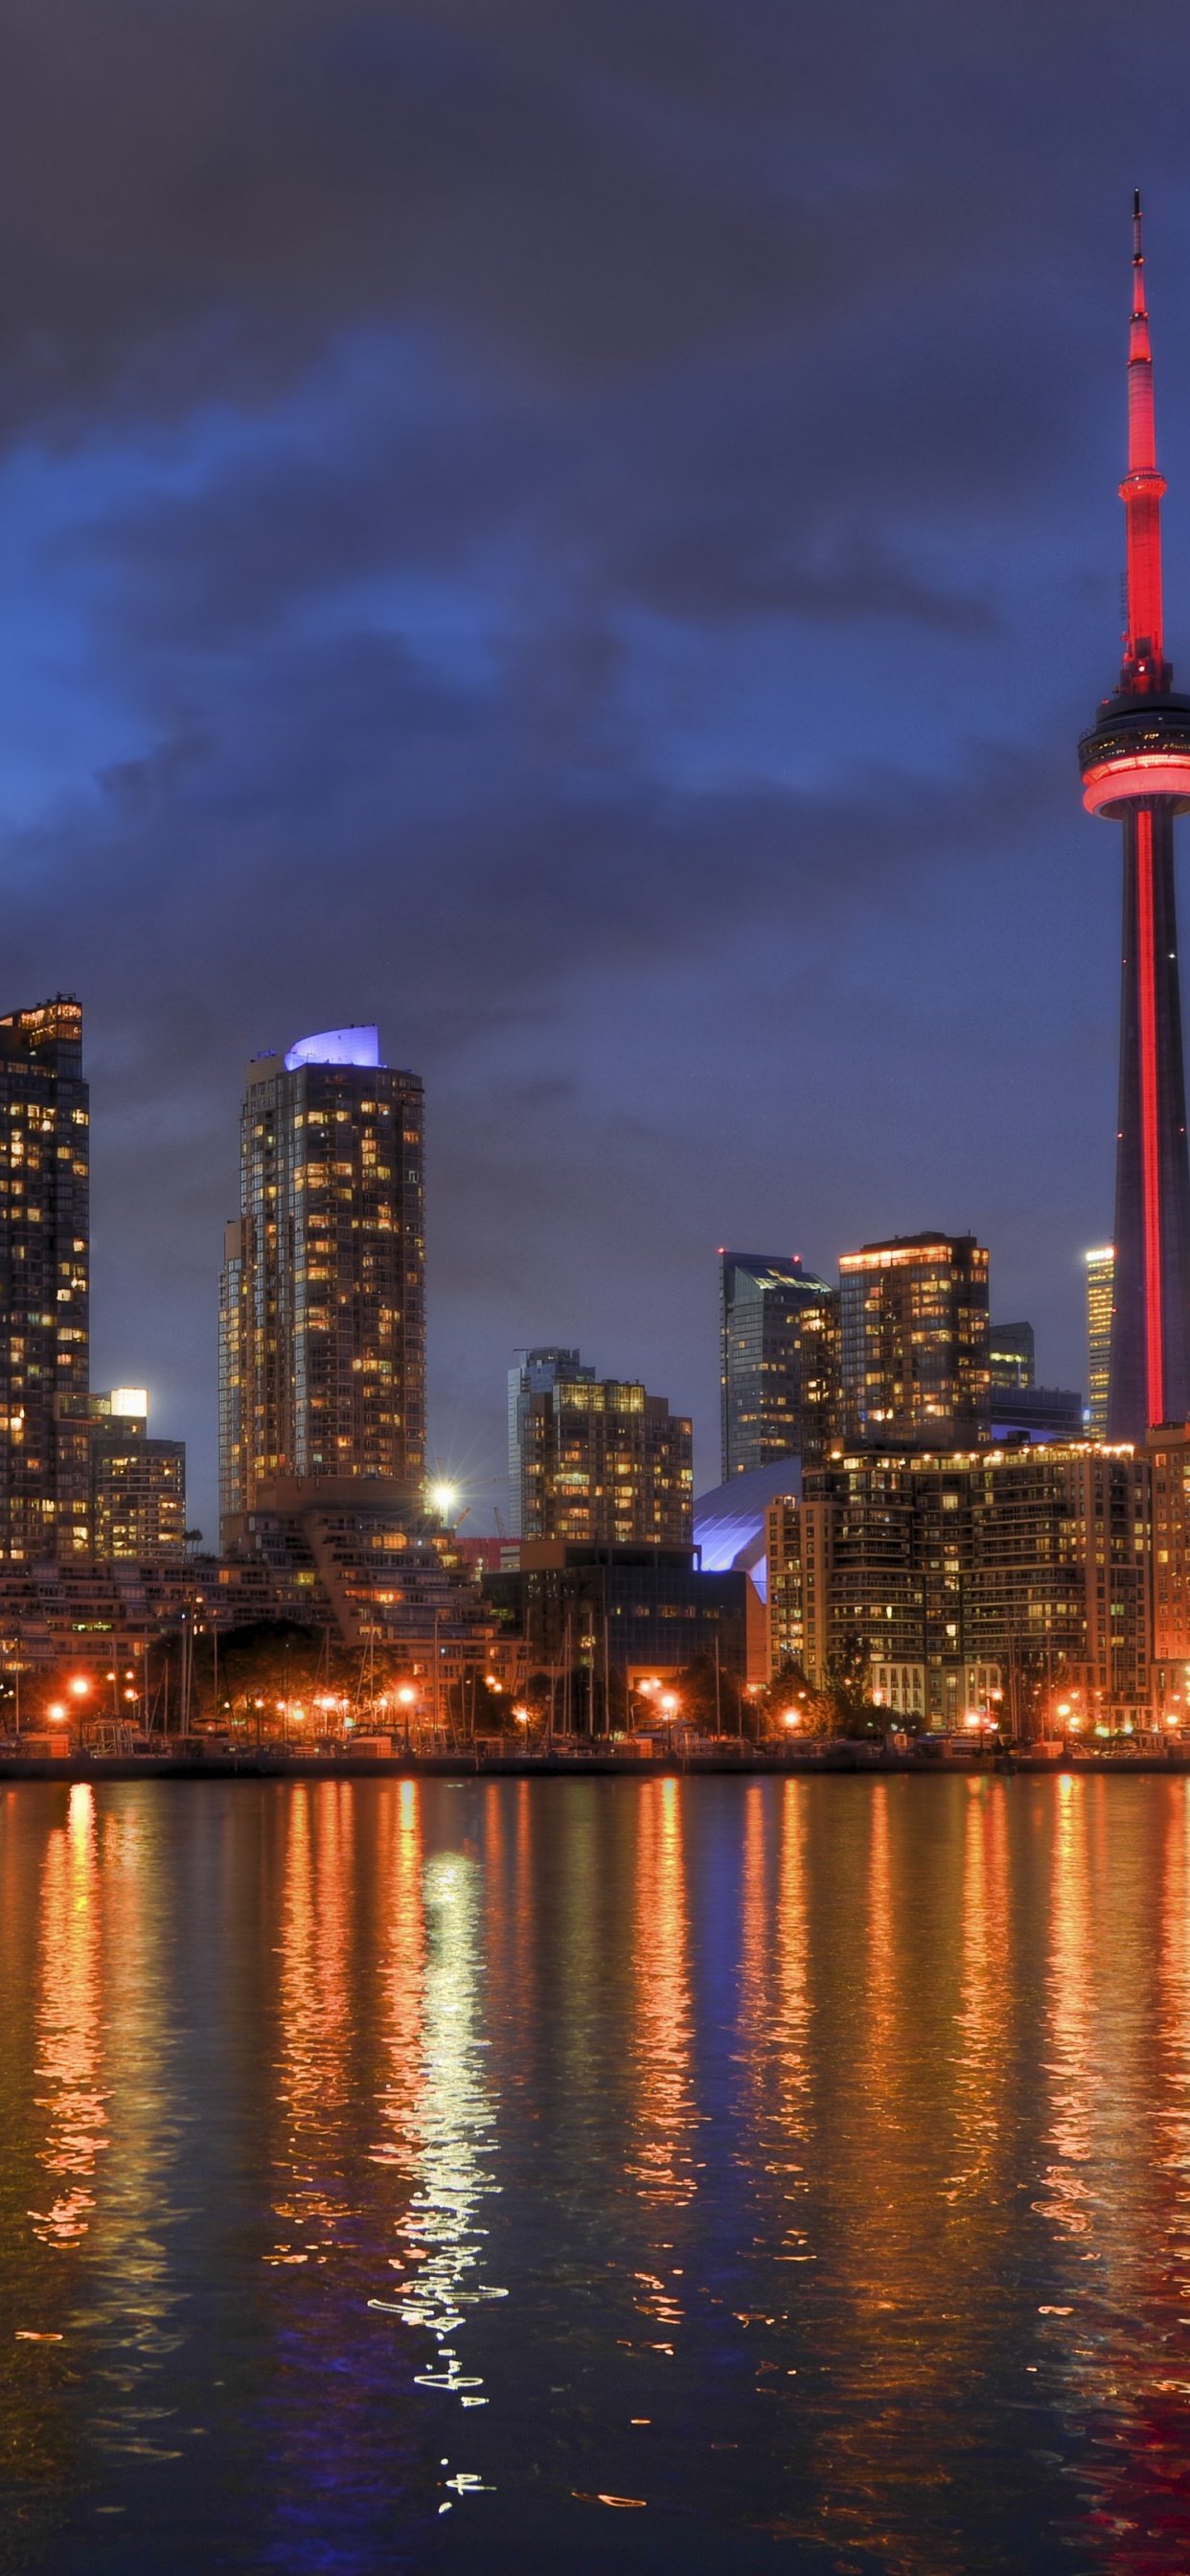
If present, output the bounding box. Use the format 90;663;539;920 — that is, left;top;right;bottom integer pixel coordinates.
1086;1247;1114;1438
0;997;90;1562
838;1232;990;1448
508;1348;693;1544
218;1025;424;1542
88;1390;186;1561
1078;200;1190;1438
989;1322;1035;1391
719;1252;837;1479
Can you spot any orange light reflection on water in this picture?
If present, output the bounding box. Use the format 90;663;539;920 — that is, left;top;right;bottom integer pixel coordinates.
627;1777;697;2210
270;1784;355;2265
31;1784;106;2247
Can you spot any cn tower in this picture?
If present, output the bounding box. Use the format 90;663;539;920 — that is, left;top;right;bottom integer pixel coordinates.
1080;194;1190;1441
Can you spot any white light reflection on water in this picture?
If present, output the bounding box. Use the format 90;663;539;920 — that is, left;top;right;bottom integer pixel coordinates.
376;1848;506;2406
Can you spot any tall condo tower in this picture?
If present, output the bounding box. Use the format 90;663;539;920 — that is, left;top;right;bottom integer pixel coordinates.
1080;197;1190;1439
218;1025;424;1541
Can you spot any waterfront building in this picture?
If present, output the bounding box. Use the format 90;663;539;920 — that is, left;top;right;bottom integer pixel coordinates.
768;1441;1151;1726
1078;200;1190;1440
509;1348;693;1545
719;1252;838;1478
1086;1247;1114;1437
218;1025;424;1542
88;1390;186;1560
837;1232;991;1448
507;1349;593;1538
1146;1423;1190;1717
222;1472;517;1690
0;997;90;1563
484;1540;757;1713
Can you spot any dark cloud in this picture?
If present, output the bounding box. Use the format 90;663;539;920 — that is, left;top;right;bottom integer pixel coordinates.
0;0;1181;1519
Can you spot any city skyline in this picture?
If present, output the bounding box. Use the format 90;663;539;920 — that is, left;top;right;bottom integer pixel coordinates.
7;15;1190;1532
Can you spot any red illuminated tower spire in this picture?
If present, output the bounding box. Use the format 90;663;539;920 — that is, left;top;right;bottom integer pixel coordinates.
1080;194;1190;1441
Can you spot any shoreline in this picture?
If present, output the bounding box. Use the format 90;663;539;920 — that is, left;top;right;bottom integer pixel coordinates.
1;1747;1188;1781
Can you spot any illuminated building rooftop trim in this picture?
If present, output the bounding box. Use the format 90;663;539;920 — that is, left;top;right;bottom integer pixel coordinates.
284;1025;382;1073
839;1239;983;1274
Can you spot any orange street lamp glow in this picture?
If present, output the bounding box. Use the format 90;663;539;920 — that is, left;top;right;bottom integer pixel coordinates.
513;1705;531;1725
47;1702;66;1723
68;1676;90;1697
780;1710;802;1728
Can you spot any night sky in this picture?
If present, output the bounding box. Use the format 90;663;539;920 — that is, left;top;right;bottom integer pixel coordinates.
5;2;1190;1533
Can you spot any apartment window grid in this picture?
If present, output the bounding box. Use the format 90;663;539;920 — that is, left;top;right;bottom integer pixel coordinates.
222;1046;425;1535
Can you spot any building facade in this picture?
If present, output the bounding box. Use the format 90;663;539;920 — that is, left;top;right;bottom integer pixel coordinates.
1086;1247;1114;1438
768;1441;1151;1726
1147;1424;1190;1717
509;1349;693;1545
0;998;90;1563
990;1322;1035;1390
507;1349;594;1537
218;1026;425;1540
484;1541;755;1714
88;1390;186;1561
719;1252;838;1479
838;1233;991;1449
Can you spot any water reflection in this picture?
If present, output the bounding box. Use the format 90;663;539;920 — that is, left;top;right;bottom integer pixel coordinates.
6;1777;1190;2573
270;1783;355;2266
32;1785;105;2248
390;1847;505;2403
626;1777;697;2209
948;1777;1011;2198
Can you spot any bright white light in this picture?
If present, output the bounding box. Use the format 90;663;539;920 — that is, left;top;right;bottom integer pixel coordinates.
109;1387;148;1418
429;1481;459;1518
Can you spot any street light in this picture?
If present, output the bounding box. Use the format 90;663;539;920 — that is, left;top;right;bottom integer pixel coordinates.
397;1683;416;1755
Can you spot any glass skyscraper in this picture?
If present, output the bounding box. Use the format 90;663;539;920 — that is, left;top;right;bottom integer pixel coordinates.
719;1252;837;1480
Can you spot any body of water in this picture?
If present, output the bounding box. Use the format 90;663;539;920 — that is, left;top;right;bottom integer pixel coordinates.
1;1774;1189;2572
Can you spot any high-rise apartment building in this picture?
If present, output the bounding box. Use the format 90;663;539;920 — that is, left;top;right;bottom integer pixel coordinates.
838;1233;990;1449
507;1349;594;1538
768;1440;1151;1726
0;997;90;1563
1086;1248;1114;1438
719;1252;838;1479
88;1390;186;1561
218;1025;424;1543
509;1348;693;1545
1147;1425;1190;1714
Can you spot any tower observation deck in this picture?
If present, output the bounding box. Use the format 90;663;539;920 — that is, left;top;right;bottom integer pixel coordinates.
1079;195;1190;1440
